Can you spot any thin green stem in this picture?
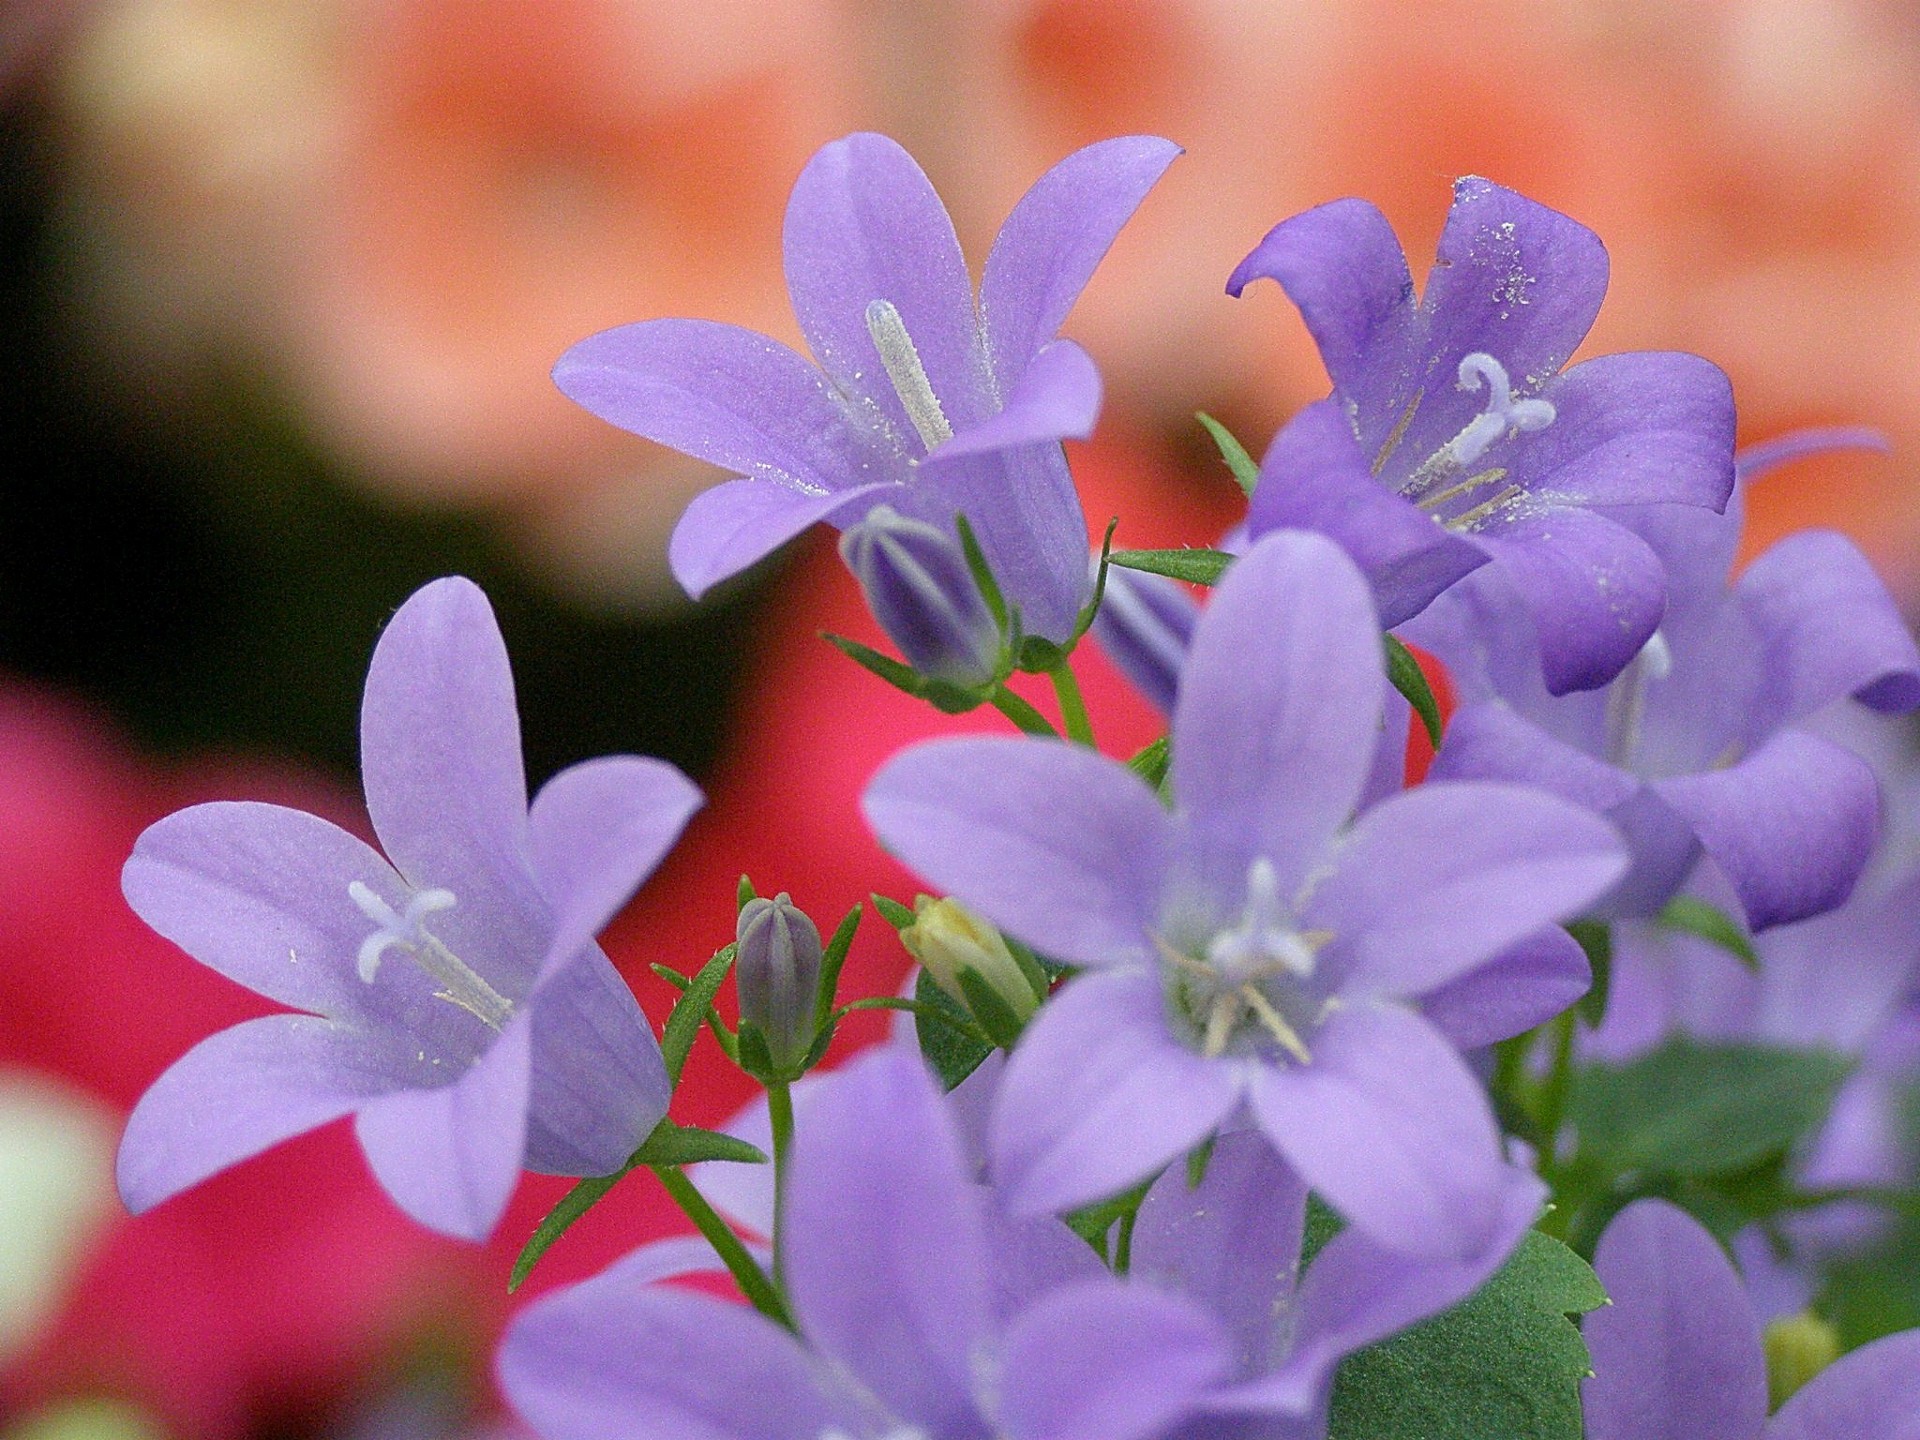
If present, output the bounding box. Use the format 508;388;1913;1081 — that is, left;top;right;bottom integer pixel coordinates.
767;1080;794;1288
1049;662;1096;748
1533;1009;1578;1186
991;686;1060;738
651;1163;793;1328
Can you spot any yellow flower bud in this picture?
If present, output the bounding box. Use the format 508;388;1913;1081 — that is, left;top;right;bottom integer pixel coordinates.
901;897;1040;1025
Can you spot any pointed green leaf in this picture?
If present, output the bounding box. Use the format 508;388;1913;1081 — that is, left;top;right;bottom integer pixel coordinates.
1384;633;1444;748
1196;411;1261;497
1109;548;1234;586
814;902;862;1017
1567;920;1612;1028
820;632;929;697
1127;734;1171;791
914;966;993;1090
632;1119;767;1168
1655;896;1760;971
662;943;734;1087
509;1169;626;1292
871;893;918;931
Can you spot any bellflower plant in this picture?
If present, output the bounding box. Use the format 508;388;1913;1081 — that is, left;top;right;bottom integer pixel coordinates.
552;132;1179;649
116;578;700;1240
1229;178;1736;694
865;529;1628;1259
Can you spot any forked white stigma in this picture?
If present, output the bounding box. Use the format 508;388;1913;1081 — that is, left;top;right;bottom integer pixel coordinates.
1442;352;1556;471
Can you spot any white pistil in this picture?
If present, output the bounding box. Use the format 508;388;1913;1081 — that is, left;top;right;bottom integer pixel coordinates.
865;298;954;452
347;881;512;1029
1604;629;1673;769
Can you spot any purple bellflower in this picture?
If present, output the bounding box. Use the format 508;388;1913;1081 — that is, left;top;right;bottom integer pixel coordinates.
116;578;700;1241
1089;562;1198;716
1414;439;1920;931
553;133;1179;647
498;1046;1235;1440
864;529;1628;1260
1229;178;1736;694
1583;1199;1920;1440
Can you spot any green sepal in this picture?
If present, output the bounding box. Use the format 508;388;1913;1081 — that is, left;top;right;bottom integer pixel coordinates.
1063;1176;1155;1263
1109;548;1234;586
913;966;993;1090
1656;895;1760;971
956;966;1028;1050
736;874;756;911
953;511;1010;636
1185;1136;1217;1189
1016;634;1070;673
1196;411;1261;497
821;632;988;714
1566;919;1613;1028
814;902;862;1018
1001;932;1054;1007
871;892;919;931
661;943;735;1086
734;1020;778;1084
1070;516;1123;643
1127;734;1171;792
798;1014;838;1073
1384;633;1444;748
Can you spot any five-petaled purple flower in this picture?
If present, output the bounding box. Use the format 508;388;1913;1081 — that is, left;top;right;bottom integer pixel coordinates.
499;1046;1235;1440
552;132;1178;647
864;529;1628;1260
116;577;700;1240
1229;177;1736;695
1583;1199;1920;1440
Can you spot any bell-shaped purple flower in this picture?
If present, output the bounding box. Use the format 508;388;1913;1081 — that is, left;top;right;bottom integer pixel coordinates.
498;1046;1235;1440
839;505;1003;688
1089;561;1199;715
116;578;700;1241
553;132;1179;646
1583;1199;1920;1439
1229;177;1736;694
865;529;1628;1260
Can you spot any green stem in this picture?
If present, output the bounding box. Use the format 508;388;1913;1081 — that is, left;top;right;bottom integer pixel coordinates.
651;1163;793;1328
1533;1009;1578;1185
991;686;1061;738
767;1080;794;1288
1049;662;1096;748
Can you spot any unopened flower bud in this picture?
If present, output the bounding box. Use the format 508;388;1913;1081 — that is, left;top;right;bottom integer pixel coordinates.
840;507;1001;688
1765;1310;1842;1409
1089;561;1197;716
901;897;1039;1027
736;894;824;1075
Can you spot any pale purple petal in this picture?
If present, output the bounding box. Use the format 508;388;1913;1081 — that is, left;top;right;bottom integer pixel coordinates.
1754;872;1920;1053
783;132;991;434
551;318;880;492
1360;684;1412;811
1583;1199;1768;1440
1655;729;1880;931
527;756;702;973
1768;1330;1920;1440
498;1281;849;1440
117;1014;401;1213
864;737;1173;970
1420;926;1592;1048
354;1013;533;1240
1308;781;1626;1000
1245;401;1485;629
990;971;1242;1217
122;801;402;1020
668;476;895;599
998;1279;1233;1440
1737;425;1888;485
985;1199;1109;1322
1589;787;1706;922
1172;530;1383;897
980;135;1180;385
1430;701;1640;812
925;339;1101;463
1133;1131;1308;1375
1247;1004;1508;1259
783;1048;991;1434
522;946;668;1177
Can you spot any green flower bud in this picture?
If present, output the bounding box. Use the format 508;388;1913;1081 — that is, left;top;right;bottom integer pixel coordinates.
901;897;1041;1032
735;894;824;1076
1765;1310;1842;1409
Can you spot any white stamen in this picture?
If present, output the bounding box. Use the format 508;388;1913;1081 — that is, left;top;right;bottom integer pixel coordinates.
1639;629;1673;680
345;881;511;1028
1441;352;1556;471
1604;629;1674;769
865;299;954;452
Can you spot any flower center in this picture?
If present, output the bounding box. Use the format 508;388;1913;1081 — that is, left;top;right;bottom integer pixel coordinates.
1604;629;1672;770
1402;352;1556;530
347;881;513;1030
865;299;954;452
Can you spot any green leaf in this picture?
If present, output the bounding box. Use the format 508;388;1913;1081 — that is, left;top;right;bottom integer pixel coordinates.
1655;896;1760;971
661;943;734;1087
871;892;918;931
1063;1176;1155;1261
1327;1231;1606;1440
1126;734;1170;791
1109;548;1234;586
632;1118;767;1168
820;631;929;698
913;966;993;1090
814;902;862;1017
953;512;1010;635
956;967;1027;1050
1570;1038;1852;1178
1566;919;1612;1028
510;1169;625;1291
1196;411;1261;497
1383;633;1444;748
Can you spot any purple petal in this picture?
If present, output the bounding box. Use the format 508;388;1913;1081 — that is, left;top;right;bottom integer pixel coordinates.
1737;529;1920;725
980;135;1180;386
1755;871;1920;1053
499;1280;849;1440
1583;1198;1767;1440
1655;729;1880;931
117;1014;400;1213
1247;1004;1508;1259
1519;350;1736;509
1172;530;1383;897
783;132;992;434
1430;701;1640;812
668;476;895;599
1308;781;1626;999
527;756;702;973
925;339;1101;463
783;1048;992;1434
522;945;669;1176
1091;563;1197;716
122;801;403;1020
551;318;879;493
353;1012;533;1240
1768;1330;1920;1440
990;971;1242;1217
998;1278;1232;1440
1245;401;1485;629
1737;425;1888;485
1225;198;1418;446
1469;506;1665;695
1133;1131;1308;1376
863;736;1173;970
1420;926;1593;1048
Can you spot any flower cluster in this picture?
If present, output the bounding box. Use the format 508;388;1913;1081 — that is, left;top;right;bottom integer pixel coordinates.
113;134;1920;1437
